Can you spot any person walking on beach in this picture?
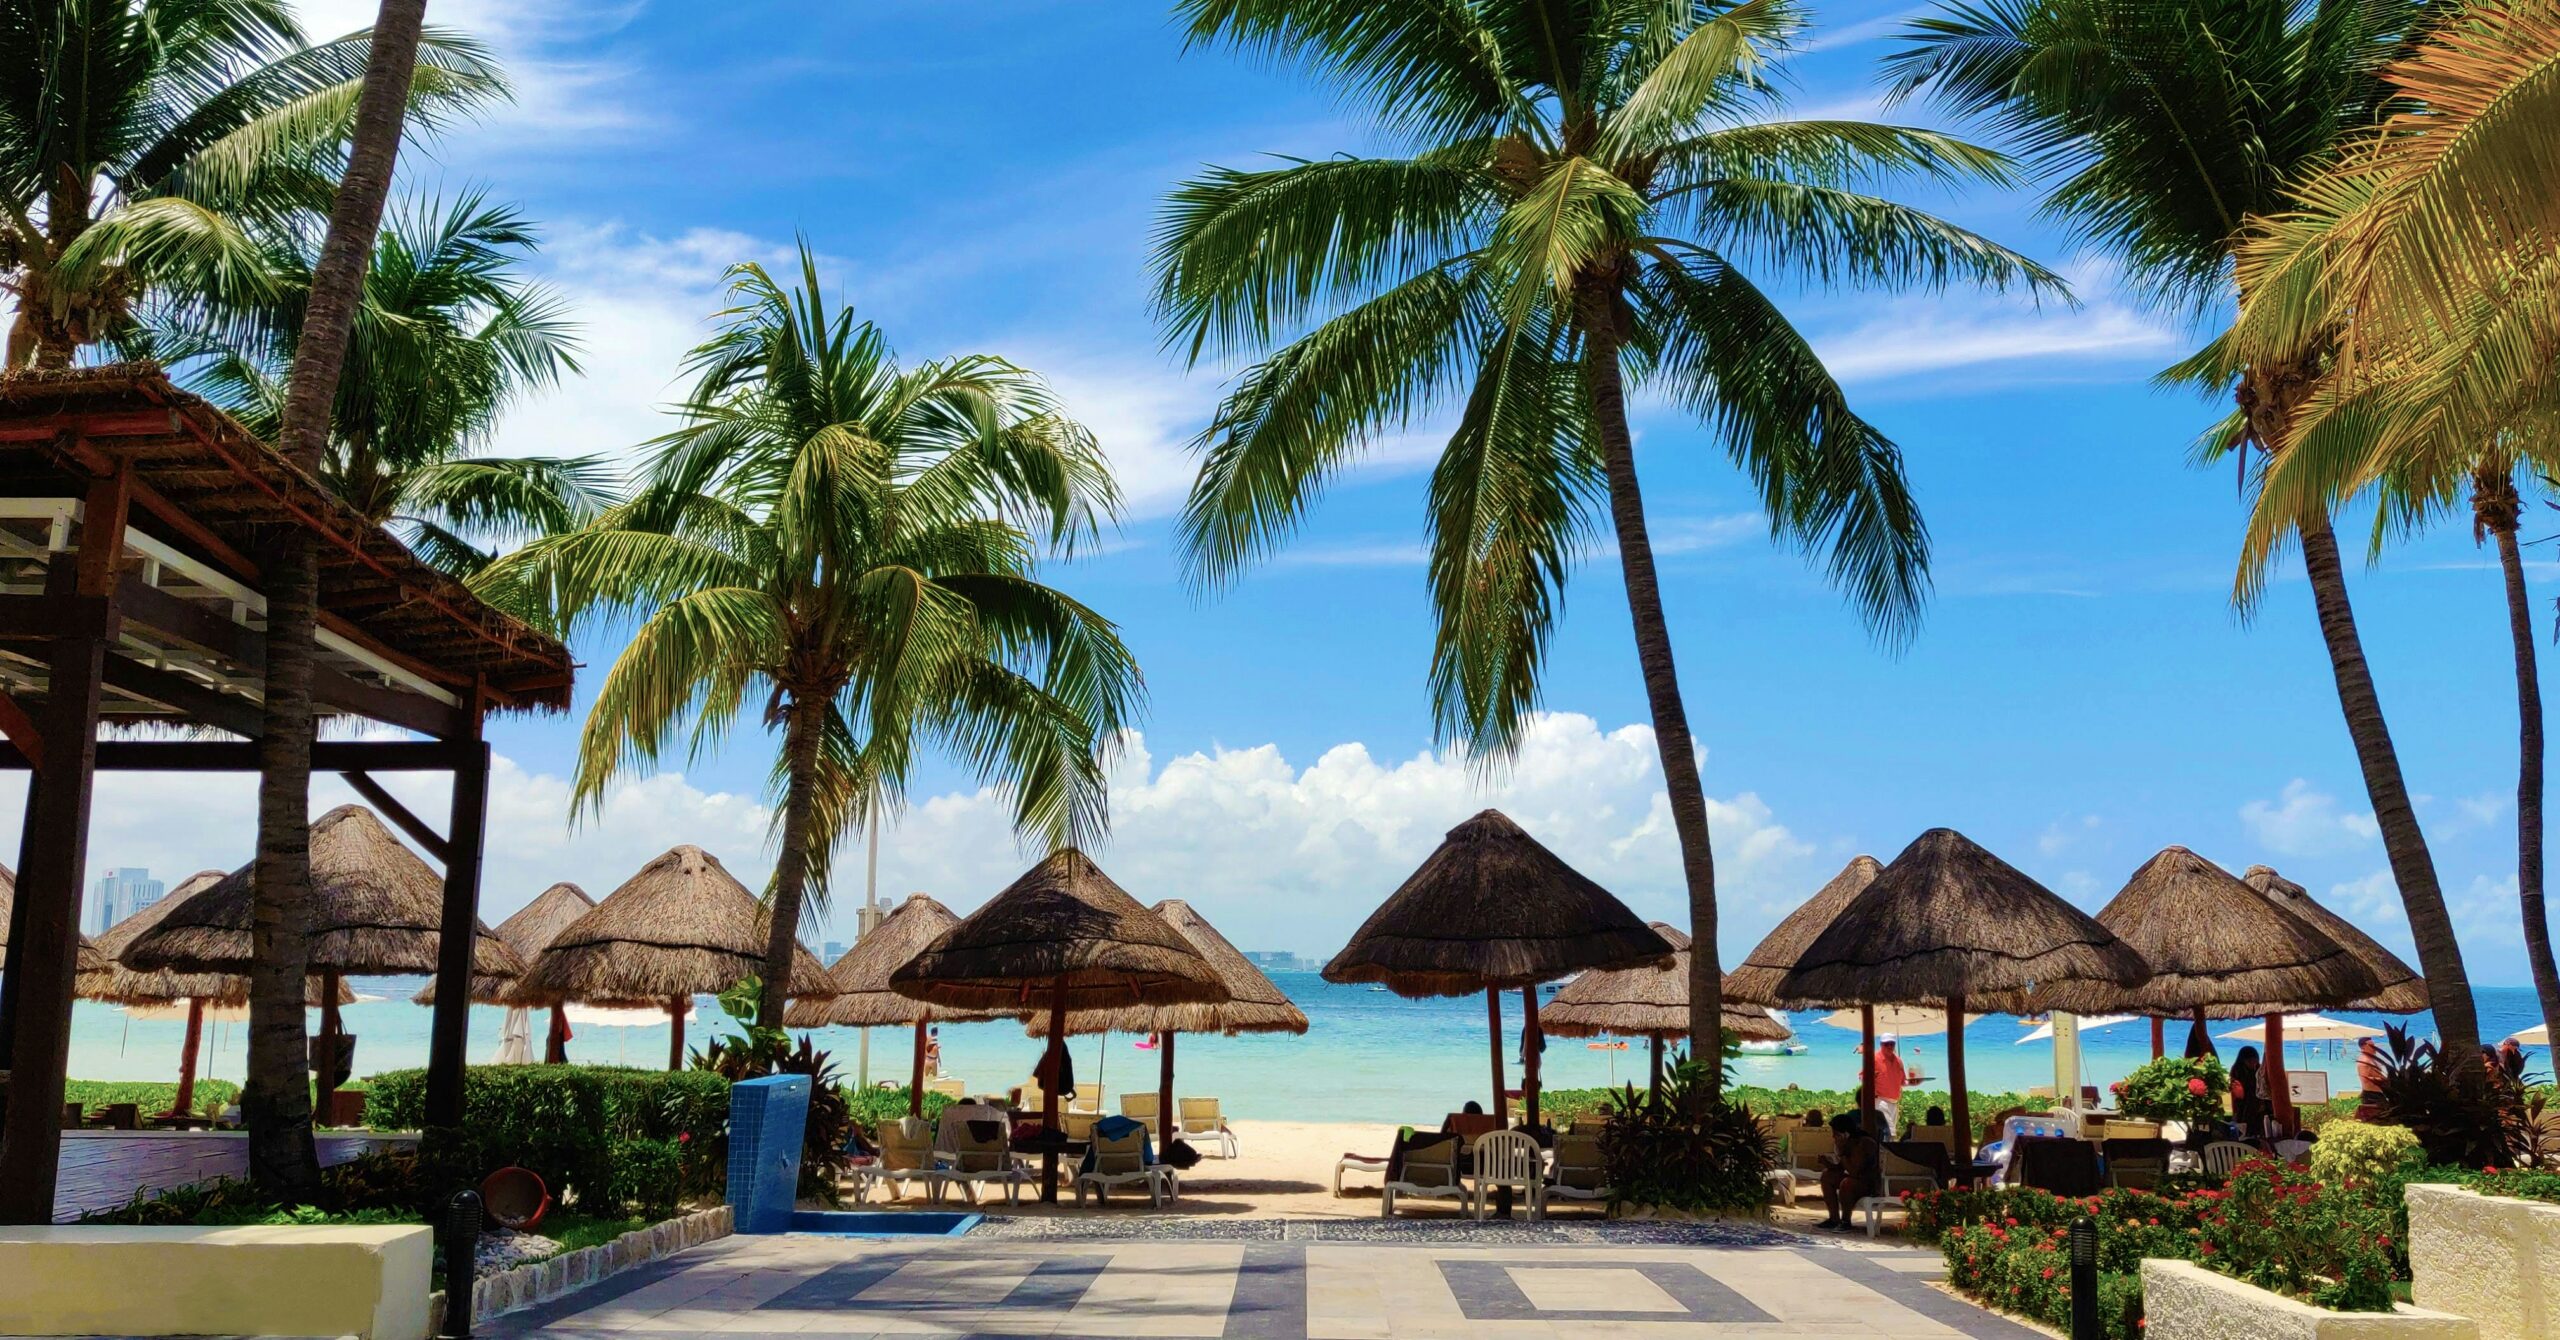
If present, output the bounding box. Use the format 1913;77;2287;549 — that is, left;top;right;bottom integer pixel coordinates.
1862;1035;1907;1138
923;1027;943;1080
2353;1037;2386;1121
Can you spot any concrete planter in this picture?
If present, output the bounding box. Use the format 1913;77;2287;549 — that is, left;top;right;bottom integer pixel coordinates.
425;1204;731;1334
2139;1260;2474;1340
2406;1182;2560;1340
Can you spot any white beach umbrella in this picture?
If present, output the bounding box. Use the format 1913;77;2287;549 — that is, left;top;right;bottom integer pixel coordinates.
494;1006;533;1065
2218;1013;2383;1043
2509;1024;2549;1046
1817;1005;1986;1035
564;1002;695;1029
2017;1014;2138;1044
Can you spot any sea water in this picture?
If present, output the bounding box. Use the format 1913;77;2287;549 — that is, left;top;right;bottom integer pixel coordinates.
58;973;2552;1125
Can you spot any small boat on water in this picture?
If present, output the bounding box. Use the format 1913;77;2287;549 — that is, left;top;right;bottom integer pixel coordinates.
1739;1039;1809;1056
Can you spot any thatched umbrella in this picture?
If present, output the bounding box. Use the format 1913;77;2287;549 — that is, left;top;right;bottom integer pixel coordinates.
1541;922;1789;1093
84;869;233;1115
511;846;833;1070
1729;856;1885;1115
1030;898;1309;1139
784;892;1016;1115
2241;865;2430;1013
124;806;526;1116
414;881;596;1064
0;861;106;975
1322;809;1672;1127
892;849;1226;1200
1776;828;2153;1161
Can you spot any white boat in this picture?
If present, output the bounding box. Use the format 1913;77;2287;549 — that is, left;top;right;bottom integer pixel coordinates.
1739;1039;1808;1056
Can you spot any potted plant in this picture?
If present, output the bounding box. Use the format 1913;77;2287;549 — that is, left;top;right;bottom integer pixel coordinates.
2111;1055;2228;1137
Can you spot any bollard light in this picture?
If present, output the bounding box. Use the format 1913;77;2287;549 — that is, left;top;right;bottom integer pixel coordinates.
443;1188;484;1340
2068;1215;2099;1340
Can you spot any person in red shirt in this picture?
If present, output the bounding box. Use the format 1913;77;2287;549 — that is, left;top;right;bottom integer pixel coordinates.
1866;1035;1909;1138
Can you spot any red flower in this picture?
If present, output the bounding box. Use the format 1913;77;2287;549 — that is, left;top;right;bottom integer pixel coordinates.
678;1131;691;1143
2041;1266;2056;1279
2187;1077;2209;1095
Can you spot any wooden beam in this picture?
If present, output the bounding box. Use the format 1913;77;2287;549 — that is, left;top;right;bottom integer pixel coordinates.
115;575;463;737
0;693;41;773
0;409;178;442
74;466;130;598
337;770;450;861
0;739;479;771
312;665;463;739
98;653;262;738
424;725;491;1128
0;596;70;640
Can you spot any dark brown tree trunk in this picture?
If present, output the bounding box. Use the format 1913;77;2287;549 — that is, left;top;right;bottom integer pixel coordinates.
668;998;686;1071
759;692;828;1028
1521;986;1542;1127
2480;470;2560;1050
909;1020;927;1118
171;998;204;1117
245;0;430;1203
1157;1031;1176;1144
1486;987;1507;1121
1579;279;1723;1100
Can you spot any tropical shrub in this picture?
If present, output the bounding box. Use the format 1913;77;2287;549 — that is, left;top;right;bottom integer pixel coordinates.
2308;1122;2420;1187
609;1138;684;1220
2111;1055;2228;1125
2368;1024;2530;1166
1939;1217;2148;1339
843;1085;958;1134
81;1149;426;1225
64;1079;241;1112
368;1064;731;1211
1598;1060;1774;1216
692;983;854;1203
2192;1158;2395;1311
1721;1084;2054;1129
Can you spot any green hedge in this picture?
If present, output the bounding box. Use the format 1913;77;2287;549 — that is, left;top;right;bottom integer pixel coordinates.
1539;1083;2055;1129
65;1079;240;1112
365;1065;729;1211
843;1085;956;1134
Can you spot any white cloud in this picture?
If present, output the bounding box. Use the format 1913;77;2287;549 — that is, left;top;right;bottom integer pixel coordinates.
294;1;651;147
2038;814;2101;856
2325;868;2403;928
1807;258;2181;385
2239;779;2379;858
1797;8;1928;52
1271;513;1760;570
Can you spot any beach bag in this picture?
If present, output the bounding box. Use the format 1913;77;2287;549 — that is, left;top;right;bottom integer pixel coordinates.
1163;1138;1202;1170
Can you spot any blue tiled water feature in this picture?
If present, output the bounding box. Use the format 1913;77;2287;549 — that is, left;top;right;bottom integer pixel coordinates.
788;1210;981;1236
725;1074;810;1234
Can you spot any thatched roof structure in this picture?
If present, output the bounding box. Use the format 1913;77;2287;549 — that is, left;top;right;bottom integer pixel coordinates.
891;849;1227;1012
2093;848;2380;1016
83;870;239;1004
415;881;596;1006
784;893;1012;1028
1541;923;1791;1042
1321;810;1673;996
2242;865;2431;1014
1038;899;1310;1038
123;806;523;978
510;846;832;1008
1776;827;2152;1012
1725;855;1882;1007
0;862;104;974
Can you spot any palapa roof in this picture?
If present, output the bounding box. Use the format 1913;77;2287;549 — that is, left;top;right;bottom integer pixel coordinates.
1540;923;1792;1042
1776;827;2152;1012
1038;899;1310;1038
122;806;524;977
1724;855;1882;1007
415;881;596;1006
82;870;239;1004
891;849;1228;1013
1321;809;1674;997
510;846;832;1008
2092;847;2379;1016
2242;865;2431;1014
0;861;105;973
784;893;1013;1028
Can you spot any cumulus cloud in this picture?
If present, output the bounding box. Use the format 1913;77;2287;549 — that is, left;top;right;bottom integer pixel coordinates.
294;0;652;146
2239;779;2379;857
1806;259;2180;386
2038;814;2101;856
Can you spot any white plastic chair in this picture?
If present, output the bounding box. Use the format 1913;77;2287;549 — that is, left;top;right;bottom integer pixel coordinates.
1178;1097;1237;1157
849;1116;951;1203
938;1111;1031;1206
1857;1147;1939;1238
1469;1130;1545;1221
2202;1141;2258;1177
1380;1135;1468;1216
1074;1129;1175;1206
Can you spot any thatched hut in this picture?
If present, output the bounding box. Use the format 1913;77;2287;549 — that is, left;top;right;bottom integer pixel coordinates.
1777;828;2152;1159
1726;856;1881;1007
2241;865;2430;1013
511;846;832;1069
1322;809;1672;1125
122;806;526;1112
893;849;1224;1200
1035;899;1309;1141
785;893;1015;1115
415;881;597;1064
1541;922;1789;1091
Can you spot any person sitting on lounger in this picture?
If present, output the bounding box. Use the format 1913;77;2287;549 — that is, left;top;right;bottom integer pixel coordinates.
1816;1111;1879;1231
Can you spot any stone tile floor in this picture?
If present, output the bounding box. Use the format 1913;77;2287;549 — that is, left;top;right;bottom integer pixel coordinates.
486;1231;2045;1338
51;1131;403;1223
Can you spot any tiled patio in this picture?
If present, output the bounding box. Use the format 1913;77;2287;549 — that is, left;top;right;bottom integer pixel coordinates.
486;1233;2040;1339
52;1130;408;1222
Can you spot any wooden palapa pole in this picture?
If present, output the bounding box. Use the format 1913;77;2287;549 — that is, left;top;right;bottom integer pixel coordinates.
668;998;686;1071
546;1004;570;1065
2264;1012;2293;1134
1947;995;1971;1164
1859;1004;1878;1123
171;998;206;1117
2151;1016;2165;1059
1649;1036;1664;1094
1521;986;1543;1128
909;1019;927;1118
315;969;345;1124
1157;1031;1176;1143
1486;987;1507;1122
1041;973;1067;1202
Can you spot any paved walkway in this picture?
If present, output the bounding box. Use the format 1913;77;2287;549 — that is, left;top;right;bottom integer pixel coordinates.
488;1234;2040;1339
53;1130;406;1222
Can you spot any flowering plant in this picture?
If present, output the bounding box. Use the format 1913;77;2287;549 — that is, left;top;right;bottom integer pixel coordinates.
2113;1055;2230;1125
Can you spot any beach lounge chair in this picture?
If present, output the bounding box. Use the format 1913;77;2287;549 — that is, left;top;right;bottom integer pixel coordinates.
1857;1147;1940;1238
1469;1130;1545;1221
1074;1128;1176;1206
939;1115;1032;1206
1444;1110;1502;1143
2202;1141;2258;1177
1546;1129;1609;1208
1381;1133;1467;1217
1786;1125;1834;1185
927;1077;966;1100
1068;1084;1101;1114
2103;1138;2170;1190
1119;1092;1163;1137
850;1116;949;1203
1061;1110;1102;1142
1178;1097;1237;1157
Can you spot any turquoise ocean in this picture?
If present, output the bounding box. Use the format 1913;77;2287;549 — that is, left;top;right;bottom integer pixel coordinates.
60;974;2553;1124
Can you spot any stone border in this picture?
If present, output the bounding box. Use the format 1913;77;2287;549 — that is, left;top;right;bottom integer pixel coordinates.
2141;1259;2476;1339
2407;1182;2560;1340
425;1204;732;1333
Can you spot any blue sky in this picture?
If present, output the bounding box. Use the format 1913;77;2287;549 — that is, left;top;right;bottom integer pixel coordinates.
62;0;2542;985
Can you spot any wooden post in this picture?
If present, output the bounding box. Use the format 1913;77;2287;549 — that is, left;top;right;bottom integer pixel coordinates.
545;1005;569;1065
1649;1036;1664;1095
2263;1013;2293;1135
1947;995;1971;1165
909;1020;927;1118
1486;987;1507;1122
0;773;40;1076
0;474;123;1224
2191;1006;2209;1058
668;999;686;1071
422;726;488;1126
1521;986;1543;1128
1041;974;1066;1202
314;969;345;1125
1860;1004;1878;1123
2151;1016;2165;1060
1158;1031;1176;1144
171;998;206;1117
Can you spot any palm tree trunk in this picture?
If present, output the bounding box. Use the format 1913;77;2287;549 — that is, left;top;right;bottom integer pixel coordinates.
245;0;431;1201
2480;470;2560;1050
2294;510;2480;1053
759;693;827;1028
1579;279;1723;1100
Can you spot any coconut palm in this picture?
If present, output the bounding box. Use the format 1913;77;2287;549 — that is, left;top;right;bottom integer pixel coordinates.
487;248;1145;1028
1155;0;2060;1078
1885;0;2484;1052
147;191;601;579
2;0;503;368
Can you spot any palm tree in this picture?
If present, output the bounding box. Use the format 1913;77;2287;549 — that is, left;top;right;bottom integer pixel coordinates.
1885;0;2485;1053
147;191;601;572
487;249;1146;1028
1155;0;2060;1080
2;0;502;368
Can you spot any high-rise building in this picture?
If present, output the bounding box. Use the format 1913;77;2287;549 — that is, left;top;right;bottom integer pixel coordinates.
821;940;846;962
87;867;164;936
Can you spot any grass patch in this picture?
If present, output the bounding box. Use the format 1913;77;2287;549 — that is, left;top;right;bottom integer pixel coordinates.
65;1078;239;1112
533;1212;649;1256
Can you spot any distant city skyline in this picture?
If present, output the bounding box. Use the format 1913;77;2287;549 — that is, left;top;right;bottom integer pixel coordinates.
84;867;162;937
